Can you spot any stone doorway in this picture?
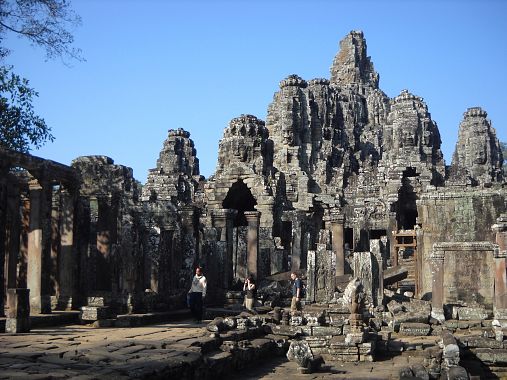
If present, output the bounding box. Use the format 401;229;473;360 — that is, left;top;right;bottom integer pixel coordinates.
222;180;257;226
222;180;257;281
396;168;418;230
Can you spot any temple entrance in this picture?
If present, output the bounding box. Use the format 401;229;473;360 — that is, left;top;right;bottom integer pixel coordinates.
222;180;257;226
222;180;257;282
396;167;418;230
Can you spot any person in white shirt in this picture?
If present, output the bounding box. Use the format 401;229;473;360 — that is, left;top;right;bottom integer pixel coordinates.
188;267;207;322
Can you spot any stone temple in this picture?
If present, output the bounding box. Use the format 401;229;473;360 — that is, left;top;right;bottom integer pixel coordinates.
0;31;506;379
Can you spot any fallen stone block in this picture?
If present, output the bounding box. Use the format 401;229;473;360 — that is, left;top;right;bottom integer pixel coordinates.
457;307;490;321
311;326;342;336
80;306;110;322
461;335;502;349
411;363;430;380
399;322;431;336
447;365;469;380
204;351;233;378
207;317;227;333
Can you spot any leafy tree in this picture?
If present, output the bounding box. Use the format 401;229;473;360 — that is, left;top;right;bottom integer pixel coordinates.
0;0;81;153
0;0;82;61
0;66;53;152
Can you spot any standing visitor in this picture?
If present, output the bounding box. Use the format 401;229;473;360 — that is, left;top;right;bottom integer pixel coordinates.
290;271;302;312
243;275;256;310
188;267;207;323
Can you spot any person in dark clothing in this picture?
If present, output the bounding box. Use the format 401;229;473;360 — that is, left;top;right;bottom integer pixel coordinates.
290;271;302;312
243;275;256;310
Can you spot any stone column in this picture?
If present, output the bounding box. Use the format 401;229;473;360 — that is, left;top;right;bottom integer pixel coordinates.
86;196;99;293
6;187;21;289
158;224;176;292
330;210;345;276
211;209;237;288
50;191;60;302
27;178;53;314
0;166;8;316
245;211;260;279
388;211;398;267
96;196;112;291
58;188;76;309
306;250;316;303
18;194;30;289
291;216;303;271
493;214;507;318
211;209;227;241
430;246;445;322
180;205;198;278
6;288;30;333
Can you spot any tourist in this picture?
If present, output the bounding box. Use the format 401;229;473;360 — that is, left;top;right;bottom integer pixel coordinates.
188;267;207;323
290;271;302;312
243;275;256;311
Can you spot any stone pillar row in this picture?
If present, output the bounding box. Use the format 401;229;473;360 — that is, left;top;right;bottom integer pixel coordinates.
0;166;8;316
211;209;237;288
58;189;76;309
430;247;445;322
388;211;398;267
245;211;261;279
27;178;53;314
330;210;345;277
493;214;507;319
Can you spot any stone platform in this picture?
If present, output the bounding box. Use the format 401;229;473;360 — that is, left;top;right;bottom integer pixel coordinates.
0;309;194;332
0;319;446;380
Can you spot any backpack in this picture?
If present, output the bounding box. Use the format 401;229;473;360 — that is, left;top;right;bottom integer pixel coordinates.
295;278;306;298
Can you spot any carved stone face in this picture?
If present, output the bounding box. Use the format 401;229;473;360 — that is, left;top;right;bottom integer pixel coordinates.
402;130;415;146
283;128;294;144
473;148;486;165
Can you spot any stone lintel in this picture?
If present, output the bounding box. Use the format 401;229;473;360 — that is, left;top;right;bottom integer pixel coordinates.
281;209;306;223
492;218;507;233
494;247;506;259
211;208;237;224
244;211;261;225
329;210;345;224
429;248;445;262
432;242;497;252
420;189;505;201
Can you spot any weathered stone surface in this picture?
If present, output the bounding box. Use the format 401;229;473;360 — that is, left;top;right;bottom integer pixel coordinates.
311;326;342;337
207;317;228;333
446;366;469;380
286;340;313;367
80;306;110;322
0;31;505;380
457;306;491;321
450;107;504;186
399;323;431;336
441;331;460;368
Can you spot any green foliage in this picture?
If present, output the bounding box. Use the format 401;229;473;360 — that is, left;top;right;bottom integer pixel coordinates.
0;1;82;152
0;0;82;62
0;65;53;153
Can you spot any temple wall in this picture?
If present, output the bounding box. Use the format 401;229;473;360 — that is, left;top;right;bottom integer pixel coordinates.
418;188;506;297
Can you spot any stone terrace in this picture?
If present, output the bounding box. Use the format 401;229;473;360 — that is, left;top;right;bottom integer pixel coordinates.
0;318;443;380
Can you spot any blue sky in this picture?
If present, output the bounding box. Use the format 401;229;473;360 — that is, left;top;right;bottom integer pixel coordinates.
4;0;507;182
